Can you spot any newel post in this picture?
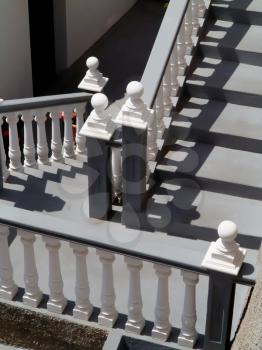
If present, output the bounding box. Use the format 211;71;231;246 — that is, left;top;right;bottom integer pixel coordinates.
80;93;115;220
114;82;151;229
202;221;247;350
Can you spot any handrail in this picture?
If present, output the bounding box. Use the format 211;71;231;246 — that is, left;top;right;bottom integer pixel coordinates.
141;0;190;108
0;92;91;114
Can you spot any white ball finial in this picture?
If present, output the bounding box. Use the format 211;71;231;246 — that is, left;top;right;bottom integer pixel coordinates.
0;99;3;103
218;221;238;242
126;81;144;100
91;93;108;112
86;57;99;72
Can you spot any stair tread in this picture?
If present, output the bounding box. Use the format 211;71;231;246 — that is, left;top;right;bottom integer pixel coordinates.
187;57;262;97
157;140;262;189
172;97;262;141
200;20;262;54
212;0;262;13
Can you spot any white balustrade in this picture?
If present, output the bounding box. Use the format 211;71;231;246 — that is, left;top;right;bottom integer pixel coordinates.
50;112;63;163
162;63;172;115
198;0;206;17
111;147;122;196
147;110;158;161
21;114;36;168
63;110;75;158
154;87;165;138
125;257;145;334
0;226;18;300
170;45;179;97
18;230;42;307
178;270;199;347
185;1;194;54
71;243;93;320
192;0;200;35
152;264;172;341
0;116;9;180
35;114;49;165
177;19;187;76
97;249;118;327
78;57;109;93
75;111;87;156
6;114;22;171
43;237;67;313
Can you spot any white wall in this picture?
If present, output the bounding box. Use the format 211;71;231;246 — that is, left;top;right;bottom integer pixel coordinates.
0;0;33;99
54;0;138;72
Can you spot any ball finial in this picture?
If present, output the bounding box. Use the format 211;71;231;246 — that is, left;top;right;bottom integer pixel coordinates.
86;56;99;72
218;220;237;242
91;93;108;112
126;81;144;100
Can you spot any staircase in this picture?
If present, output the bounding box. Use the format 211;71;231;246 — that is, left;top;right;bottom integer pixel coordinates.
154;0;262;249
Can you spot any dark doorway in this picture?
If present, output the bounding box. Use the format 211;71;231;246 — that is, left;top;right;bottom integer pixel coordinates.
28;0;56;96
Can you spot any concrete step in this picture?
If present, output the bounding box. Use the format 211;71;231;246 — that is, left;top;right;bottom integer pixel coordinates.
211;0;262;26
171;98;262;153
186;57;262;107
200;20;262;65
155;140;262;202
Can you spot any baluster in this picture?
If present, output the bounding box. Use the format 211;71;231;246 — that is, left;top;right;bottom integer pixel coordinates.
170;45;179;97
178;271;199;348
0;116;9;180
35;115;49;165
43;237;67;313
185;1;194;54
147;110;158;161
177;19;187;75
152;264;172;341
63;110;75;158
18;230;42;307
155;88;165;138
75;110;87;156
125;257;145;334
22;114;36;167
192;0;200;35
162;62;172;115
6;114;22;171
111;147;122;197
198;0;206;18
70;243;93;320
0;225;18;300
50;112;63;163
97;249;118;327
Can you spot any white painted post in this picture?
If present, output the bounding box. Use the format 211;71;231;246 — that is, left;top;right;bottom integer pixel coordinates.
75;110;87;156
111;147;122;196
43;237;67;313
185;1;194;54
6;114;22;171
0;116;9;180
97;249;118;327
0;225;18;300
71;243;93;320
35;115;49;165
154;87;165;139
152;264;172;341
147;110;158;161
170;44;179;97
162;62;172;116
78;57;109;93
50;112;63;163
21;114;36;168
177;19;187;76
198;0;206;17
63;111;75;158
192;0;200;35
178;270;199;348
125;257;145;334
18;230;42;307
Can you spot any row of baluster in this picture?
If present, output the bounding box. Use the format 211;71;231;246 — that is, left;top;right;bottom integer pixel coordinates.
0;107;86;179
0;226;200;346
